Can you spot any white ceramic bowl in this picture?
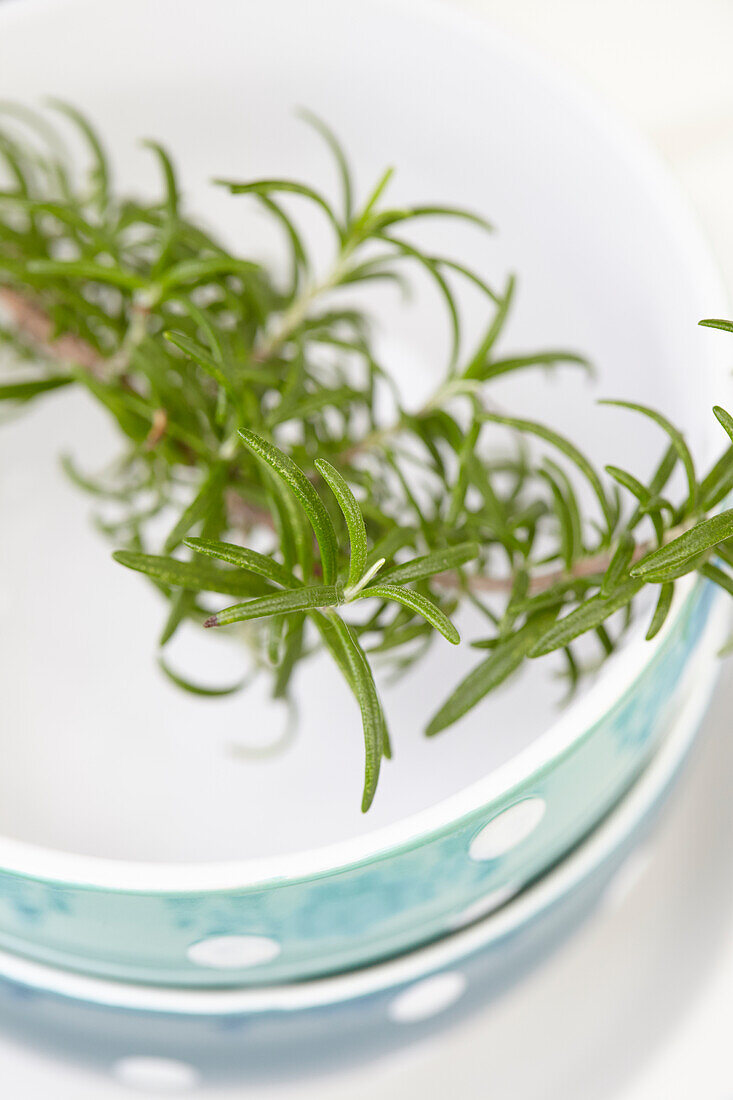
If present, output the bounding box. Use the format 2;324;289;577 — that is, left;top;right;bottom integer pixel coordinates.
0;607;723;1089
0;0;729;985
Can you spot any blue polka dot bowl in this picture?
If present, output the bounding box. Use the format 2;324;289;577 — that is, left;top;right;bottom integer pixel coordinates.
0;0;729;988
0;671;716;1089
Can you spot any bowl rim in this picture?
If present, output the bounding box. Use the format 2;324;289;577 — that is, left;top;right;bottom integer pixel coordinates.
0;599;722;1012
0;0;729;892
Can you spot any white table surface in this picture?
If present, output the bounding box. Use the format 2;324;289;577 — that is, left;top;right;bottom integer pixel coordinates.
3;0;733;1096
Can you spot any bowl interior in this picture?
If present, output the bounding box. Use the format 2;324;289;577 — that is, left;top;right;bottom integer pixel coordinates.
0;0;727;863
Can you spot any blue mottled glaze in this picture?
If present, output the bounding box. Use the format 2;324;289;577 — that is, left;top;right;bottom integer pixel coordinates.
0;580;720;986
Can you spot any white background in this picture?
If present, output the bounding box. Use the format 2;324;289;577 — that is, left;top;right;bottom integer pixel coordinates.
3;0;733;1096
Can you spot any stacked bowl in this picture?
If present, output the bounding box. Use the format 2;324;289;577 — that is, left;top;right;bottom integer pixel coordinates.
0;0;729;1089
0;674;726;1091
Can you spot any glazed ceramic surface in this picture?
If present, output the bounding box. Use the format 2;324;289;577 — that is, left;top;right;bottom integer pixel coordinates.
0;637;720;1089
0;579;725;988
0;0;729;986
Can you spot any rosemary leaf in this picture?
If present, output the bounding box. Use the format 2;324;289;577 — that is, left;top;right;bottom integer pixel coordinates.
358;583;460;645
528;579;644;657
158;655;248;697
238;430;338;585
112;550;273;597
378;542;480;585
484;411;614;529
601;531;635;596
314;458;368;590
204;584;341;628
0;375;72;400
600;400;697;512
646;582;674;640
426;610;558;735
314;611;384;810
700;561;733;597
631;511;733;580
184;536;297;588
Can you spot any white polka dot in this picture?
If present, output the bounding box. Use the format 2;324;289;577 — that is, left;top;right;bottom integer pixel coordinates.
469;797;546;861
186;933;281;969
448;883;520;929
603;849;654;912
388;971;467;1023
112;1056;200;1092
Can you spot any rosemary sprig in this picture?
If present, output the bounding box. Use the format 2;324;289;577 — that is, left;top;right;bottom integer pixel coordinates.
3;103;733;810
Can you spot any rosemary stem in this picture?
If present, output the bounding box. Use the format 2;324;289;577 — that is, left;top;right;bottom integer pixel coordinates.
0;285;688;598
256;250;354;361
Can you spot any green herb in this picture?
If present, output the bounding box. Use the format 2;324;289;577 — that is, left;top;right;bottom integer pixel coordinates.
3;102;733;810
